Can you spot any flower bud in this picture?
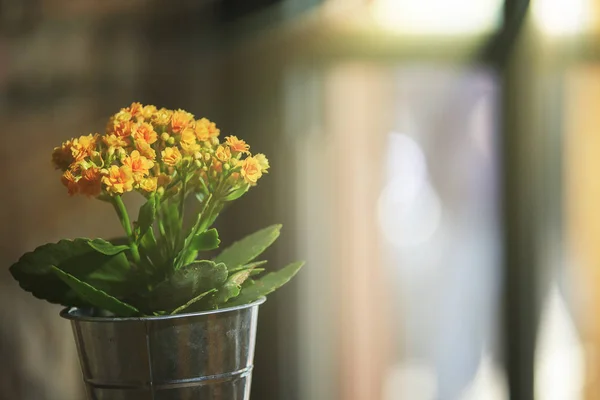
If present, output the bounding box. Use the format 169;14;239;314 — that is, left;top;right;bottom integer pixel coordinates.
194;160;202;168
223;163;231;170
157;187;165;196
167;137;175;146
161;132;170;141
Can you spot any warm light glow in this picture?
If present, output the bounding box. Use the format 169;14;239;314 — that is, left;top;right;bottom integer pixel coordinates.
370;0;503;35
532;0;591;36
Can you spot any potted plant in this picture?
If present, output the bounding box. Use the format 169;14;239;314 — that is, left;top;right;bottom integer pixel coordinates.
9;103;304;400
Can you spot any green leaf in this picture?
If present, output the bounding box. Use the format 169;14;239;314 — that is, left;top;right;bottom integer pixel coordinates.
227;260;267;274
178;228;220;267
170;289;217;315
137;194;157;240
88;238;130;256
147;260;227;312
227;261;304;306
9;239;132;306
213;265;259;305
140;228;162;267
214;225;281;271
223;185;249;201
51;267;139;317
162;201;182;252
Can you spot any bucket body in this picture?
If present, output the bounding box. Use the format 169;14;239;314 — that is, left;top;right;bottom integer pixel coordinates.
61;298;265;400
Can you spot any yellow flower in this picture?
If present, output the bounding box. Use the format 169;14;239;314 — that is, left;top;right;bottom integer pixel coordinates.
114;109;132;123
142;105;157;120
195;118;220;141
171;109;194;134
152;108;173;126
254;153;269;173
102;165;134;194
139;177;158;192
131;122;158;145
161;147;182;166
78;167;103;197
61;169;79;196
122;150;154;182
240;156;262;184
103;134;128;148
180;128;201;155
52;140;74;171
71;134;98;162
215;145;231;162
225;136;249;154
135;139;157;160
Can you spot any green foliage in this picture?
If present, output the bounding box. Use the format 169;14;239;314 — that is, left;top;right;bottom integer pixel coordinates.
177;228;220;268
214;225;281;271
136;194;157;240
227;261;305;307
9;239;132;306
10;189;303;316
51;267;139;317
145;260;227;313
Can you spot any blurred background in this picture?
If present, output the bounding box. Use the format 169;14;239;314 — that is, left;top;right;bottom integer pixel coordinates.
1;0;599;399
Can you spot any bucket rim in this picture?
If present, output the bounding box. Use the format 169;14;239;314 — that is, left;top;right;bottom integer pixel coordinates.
60;297;266;323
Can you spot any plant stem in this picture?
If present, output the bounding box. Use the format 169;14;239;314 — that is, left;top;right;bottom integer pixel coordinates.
112;195;141;264
177;174;188;251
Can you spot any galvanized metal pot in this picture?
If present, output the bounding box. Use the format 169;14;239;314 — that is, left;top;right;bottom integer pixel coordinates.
61;297;266;400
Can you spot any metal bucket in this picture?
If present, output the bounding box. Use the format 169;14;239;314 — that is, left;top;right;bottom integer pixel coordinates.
61;297;266;400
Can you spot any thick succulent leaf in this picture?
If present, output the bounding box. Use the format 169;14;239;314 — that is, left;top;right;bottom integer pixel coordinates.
162;201;182;250
136;194;157;240
140;228;162;267
147;260;227;312
88;239;130;256
227;261;304;306
178;228;220;267
227;260;267;274
214;225;281;271
51;267;139;317
213;266;258;306
223;185;249;201
170;289;217;315
9;239;132;306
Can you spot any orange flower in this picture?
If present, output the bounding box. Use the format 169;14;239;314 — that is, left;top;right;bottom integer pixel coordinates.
240;156;262;184
135;139;157;160
152;108;172;126
78;167;103;197
103;134;128;148
131;122;157;145
52;140;74;171
113;120;132;138
161;147;182;166
139;177;158;192
171;109;194;134
127;102;144;118
195;118;220;141
180;128;200;155
71;134;98;162
102;165;134;194
61;169;79;196
215;145;231;162
122;150;154;182
225;136;249;154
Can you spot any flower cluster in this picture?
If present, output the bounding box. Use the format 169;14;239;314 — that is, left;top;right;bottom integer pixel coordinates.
51;103;269;199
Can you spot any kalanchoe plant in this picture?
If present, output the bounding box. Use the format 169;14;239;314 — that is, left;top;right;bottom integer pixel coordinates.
10;103;304;317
